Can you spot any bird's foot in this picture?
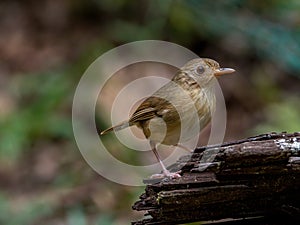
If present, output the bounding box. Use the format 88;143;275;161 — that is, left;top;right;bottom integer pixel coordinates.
150;170;181;179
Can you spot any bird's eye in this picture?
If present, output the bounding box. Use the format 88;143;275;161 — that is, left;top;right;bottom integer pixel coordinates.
196;66;205;75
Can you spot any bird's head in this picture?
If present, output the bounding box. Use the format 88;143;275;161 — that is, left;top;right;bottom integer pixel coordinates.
180;58;235;86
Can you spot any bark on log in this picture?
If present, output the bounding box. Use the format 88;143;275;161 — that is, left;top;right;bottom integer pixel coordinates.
132;132;300;225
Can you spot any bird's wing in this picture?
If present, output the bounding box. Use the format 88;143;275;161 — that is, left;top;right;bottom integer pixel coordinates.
129;96;169;124
129;107;157;123
101;96;171;135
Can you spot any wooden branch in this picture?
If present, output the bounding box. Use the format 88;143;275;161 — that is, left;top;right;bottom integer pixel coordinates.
132;132;300;225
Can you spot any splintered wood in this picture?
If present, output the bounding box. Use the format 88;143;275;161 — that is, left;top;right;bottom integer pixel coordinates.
132;132;300;225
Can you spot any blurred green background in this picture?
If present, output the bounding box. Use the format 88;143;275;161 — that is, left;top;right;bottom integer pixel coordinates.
0;0;299;224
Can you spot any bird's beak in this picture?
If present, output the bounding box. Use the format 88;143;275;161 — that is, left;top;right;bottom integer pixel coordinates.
214;68;235;76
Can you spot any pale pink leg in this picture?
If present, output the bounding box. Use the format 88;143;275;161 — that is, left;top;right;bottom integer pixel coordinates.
150;141;181;179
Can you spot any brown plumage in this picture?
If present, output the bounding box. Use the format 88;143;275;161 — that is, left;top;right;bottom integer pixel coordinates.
100;58;235;178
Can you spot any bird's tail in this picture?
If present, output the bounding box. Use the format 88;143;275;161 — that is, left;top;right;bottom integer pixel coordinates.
100;120;130;135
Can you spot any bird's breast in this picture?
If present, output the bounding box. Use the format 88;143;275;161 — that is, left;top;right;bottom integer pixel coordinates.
137;84;216;145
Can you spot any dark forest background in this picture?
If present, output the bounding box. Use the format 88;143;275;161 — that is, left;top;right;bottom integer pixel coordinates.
0;0;299;224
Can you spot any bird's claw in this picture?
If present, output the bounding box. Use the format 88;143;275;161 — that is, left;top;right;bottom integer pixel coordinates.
150;170;181;179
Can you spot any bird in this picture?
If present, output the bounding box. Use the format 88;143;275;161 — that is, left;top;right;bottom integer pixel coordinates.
100;58;235;179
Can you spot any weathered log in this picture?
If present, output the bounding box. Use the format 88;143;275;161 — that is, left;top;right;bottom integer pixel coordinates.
132;132;300;225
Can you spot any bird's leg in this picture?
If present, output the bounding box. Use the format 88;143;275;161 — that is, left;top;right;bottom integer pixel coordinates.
150;141;181;179
175;144;193;153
